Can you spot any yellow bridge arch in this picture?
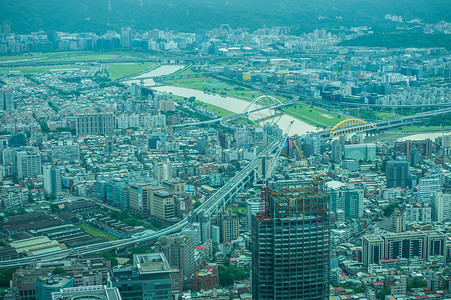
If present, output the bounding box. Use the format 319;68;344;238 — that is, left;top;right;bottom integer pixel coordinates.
330;118;376;137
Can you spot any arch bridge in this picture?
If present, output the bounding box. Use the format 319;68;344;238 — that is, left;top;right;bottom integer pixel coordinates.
329;118;377;137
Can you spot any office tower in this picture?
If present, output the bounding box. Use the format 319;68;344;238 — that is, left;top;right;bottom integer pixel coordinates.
362;231;446;266
418;177;441;203
0;91;14;112
392;208;406;233
52;286;122;300
252;180;330;299
154;236;195;280
362;235;384;265
120;27;132;48
75;114;115;136
129;183;161;219
386;156;410;188
152;190;175;221
246;199;261;231
215;207;239;243
433;191;451;222
112;253;172;300
331;139;343;163
43;165;63;196
14;148;42;179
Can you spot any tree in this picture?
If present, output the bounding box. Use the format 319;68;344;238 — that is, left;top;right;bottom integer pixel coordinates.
218;265;249;287
52;267;66;275
379;288;391;298
0;269;16;288
407;278;427;291
102;251;118;267
383;204;398;217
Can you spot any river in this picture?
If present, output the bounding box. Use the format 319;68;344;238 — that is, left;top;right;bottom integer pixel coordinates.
124;64;185;86
152;86;318;135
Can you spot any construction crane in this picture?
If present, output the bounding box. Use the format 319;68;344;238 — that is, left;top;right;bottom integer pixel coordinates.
257;120;294;217
293;140;323;191
254;121;294;185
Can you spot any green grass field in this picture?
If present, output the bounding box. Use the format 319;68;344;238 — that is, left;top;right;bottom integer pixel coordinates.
0;51;145;64
107;62;158;80
0;65;89;73
79;224;119;241
282;105;345;128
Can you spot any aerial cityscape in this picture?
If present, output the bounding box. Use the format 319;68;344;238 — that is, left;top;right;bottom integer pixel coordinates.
0;0;450;299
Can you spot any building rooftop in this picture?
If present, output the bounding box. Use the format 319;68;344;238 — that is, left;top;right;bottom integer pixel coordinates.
133;253;172;274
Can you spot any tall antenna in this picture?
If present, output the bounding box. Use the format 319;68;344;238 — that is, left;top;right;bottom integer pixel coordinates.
108;0;112;11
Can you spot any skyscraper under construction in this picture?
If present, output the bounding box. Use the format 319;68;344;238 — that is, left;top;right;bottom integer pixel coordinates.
252;180;330;299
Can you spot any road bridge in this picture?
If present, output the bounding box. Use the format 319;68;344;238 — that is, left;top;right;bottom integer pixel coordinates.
320;107;451;137
173;96;299;128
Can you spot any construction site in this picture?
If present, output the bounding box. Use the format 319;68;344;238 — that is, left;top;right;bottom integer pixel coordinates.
252;179;330;300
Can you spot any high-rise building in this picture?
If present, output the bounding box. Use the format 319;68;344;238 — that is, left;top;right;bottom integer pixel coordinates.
43;165;63;196
362;235;384;266
120;27;132;48
153;190;175;221
75;113;115;136
129;183;174;221
252;180;330;299
14;148;42;179
154;236;195;280
433;191;451;222
418;177;441;203
386;156;410;188
155;160;172;182
329;183;364;220
129;183;161;219
331;139;343;163
112;253;172;300
0;91;14;112
392;208;406;233
215;207;239;243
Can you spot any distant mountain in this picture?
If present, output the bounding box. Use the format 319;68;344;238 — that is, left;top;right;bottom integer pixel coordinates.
0;0;449;34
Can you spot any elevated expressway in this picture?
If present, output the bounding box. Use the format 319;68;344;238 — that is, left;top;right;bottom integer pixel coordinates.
0;141;279;269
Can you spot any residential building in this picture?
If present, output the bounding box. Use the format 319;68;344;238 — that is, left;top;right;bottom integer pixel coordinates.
154;236;195;279
75;114;115;136
386;156;410;188
434;191;451;222
418;177;441;203
215;207;239;243
14;148;41;179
